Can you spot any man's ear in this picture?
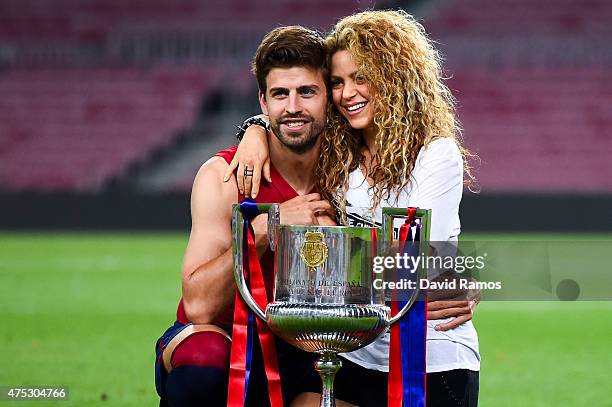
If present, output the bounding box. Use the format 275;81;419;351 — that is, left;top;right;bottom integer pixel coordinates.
258;90;269;116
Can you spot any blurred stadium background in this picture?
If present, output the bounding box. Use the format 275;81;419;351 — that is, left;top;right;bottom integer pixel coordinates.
1;0;611;406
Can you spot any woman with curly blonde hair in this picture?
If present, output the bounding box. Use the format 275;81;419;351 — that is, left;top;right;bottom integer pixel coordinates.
320;10;476;216
227;10;479;407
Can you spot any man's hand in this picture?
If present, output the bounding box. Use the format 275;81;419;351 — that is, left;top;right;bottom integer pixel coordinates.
315;213;337;226
250;193;336;253
279;193;334;225
428;300;477;331
427;271;480;331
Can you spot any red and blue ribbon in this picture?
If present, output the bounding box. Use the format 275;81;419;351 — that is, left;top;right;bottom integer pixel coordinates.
388;207;427;407
228;201;283;407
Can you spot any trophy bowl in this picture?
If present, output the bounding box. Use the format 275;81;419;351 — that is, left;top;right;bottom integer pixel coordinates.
266;303;389;353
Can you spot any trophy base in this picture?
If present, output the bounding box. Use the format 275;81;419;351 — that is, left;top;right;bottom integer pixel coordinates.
266;303;389;353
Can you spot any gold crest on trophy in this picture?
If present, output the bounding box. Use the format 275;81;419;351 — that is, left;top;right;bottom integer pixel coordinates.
300;231;328;270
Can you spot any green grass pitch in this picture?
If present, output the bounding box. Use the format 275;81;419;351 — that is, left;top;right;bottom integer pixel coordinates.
1;232;611;406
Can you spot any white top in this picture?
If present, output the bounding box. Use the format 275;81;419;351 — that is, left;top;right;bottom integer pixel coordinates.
340;137;481;373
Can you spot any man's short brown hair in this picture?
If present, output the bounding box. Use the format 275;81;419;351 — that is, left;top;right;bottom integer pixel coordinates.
252;26;328;94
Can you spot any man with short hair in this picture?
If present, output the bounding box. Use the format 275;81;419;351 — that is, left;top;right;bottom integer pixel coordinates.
154;26;334;406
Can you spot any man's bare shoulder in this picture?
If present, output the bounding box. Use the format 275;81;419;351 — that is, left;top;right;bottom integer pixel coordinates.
191;157;238;227
195;156;229;179
193;156;235;190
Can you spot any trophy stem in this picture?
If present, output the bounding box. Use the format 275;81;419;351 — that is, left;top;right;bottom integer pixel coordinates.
314;352;342;407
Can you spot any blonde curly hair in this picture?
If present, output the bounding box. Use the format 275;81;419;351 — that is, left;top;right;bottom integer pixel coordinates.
316;10;477;222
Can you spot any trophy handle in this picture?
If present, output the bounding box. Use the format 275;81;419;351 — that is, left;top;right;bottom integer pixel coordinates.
267;203;280;251
382;207;431;326
231;203;276;321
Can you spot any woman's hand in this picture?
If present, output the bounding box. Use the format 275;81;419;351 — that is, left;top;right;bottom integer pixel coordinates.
223;123;270;198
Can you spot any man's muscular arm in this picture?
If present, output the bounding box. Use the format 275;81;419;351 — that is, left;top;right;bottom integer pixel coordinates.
181;157;252;324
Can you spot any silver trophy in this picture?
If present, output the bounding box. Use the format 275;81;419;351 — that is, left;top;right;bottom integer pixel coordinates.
232;204;430;407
